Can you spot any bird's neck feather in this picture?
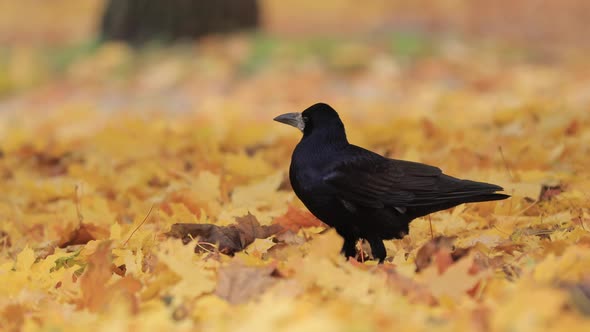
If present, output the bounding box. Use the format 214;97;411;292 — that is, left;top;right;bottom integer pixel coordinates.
302;126;348;148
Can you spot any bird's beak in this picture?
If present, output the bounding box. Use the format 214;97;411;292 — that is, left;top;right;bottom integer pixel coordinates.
273;112;305;131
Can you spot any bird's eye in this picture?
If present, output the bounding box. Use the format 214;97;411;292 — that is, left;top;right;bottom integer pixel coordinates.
303;116;309;123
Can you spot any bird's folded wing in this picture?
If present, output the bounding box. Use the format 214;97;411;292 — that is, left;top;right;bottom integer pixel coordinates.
323;157;500;209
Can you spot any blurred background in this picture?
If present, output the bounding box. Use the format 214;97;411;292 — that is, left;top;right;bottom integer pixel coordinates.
3;0;590;46
1;0;589;113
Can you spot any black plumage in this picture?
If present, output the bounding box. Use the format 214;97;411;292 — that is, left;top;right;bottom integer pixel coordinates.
274;103;509;262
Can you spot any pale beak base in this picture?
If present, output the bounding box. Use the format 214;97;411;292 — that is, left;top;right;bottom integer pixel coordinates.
273;112;305;131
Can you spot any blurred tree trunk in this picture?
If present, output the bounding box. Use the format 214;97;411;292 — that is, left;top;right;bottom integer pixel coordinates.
100;0;260;45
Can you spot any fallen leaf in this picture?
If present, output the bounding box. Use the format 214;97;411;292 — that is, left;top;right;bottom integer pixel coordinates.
77;240;141;314
231;172;284;208
167;213;283;255
0;304;25;332
415;236;470;273
78;240;114;311
60;222;108;247
493;241;525;255
380;265;437;306
273;204;323;231
215;261;279;304
156;239;217;299
419;252;489;301
539;183;565;201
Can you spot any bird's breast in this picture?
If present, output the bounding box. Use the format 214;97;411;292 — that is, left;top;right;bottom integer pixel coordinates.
289;161;323;196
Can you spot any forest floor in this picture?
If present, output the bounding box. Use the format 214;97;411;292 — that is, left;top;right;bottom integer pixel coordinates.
1;2;590;331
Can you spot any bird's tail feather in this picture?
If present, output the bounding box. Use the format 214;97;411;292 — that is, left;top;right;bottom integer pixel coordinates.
409;193;509;218
455;193;510;204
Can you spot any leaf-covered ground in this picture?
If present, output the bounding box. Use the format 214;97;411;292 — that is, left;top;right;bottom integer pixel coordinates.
1;35;590;331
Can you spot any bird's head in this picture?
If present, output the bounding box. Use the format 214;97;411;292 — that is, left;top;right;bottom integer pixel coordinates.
274;103;348;143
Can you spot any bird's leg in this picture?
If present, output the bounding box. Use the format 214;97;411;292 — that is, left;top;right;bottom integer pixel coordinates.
366;236;386;263
340;236;358;259
335;226;359;259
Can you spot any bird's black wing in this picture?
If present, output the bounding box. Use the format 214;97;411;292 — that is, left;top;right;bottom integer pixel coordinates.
323;146;504;210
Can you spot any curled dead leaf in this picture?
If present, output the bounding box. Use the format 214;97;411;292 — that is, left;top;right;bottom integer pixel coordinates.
60;222;109;247
539;183;565;201
167;212;283;255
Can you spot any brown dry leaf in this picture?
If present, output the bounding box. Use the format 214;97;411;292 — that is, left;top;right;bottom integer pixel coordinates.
215;261;279;304
493;241;525;255
415;236;470;272
78;240;114;311
77;240;142;314
235;212;282;239
539;183;565;201
61;222;109;247
167;213;283;255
